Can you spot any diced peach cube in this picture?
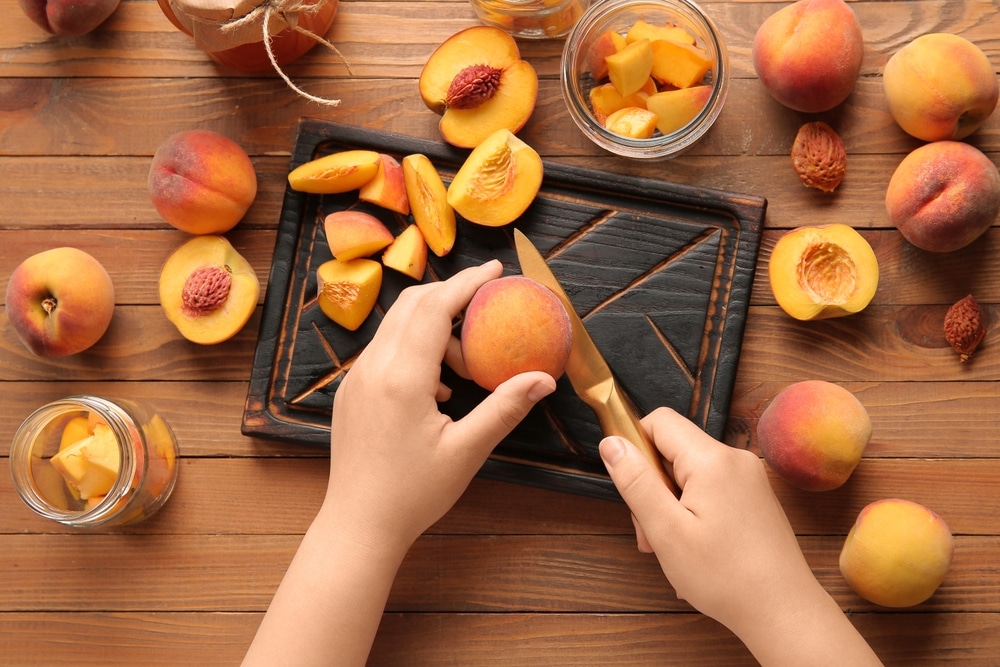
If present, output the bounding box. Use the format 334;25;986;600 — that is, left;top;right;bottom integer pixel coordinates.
605;107;659;139
606;38;654;97
651;39;712;89
586;28;627;80
589;83;650;124
626;18;696;46
645;85;713;135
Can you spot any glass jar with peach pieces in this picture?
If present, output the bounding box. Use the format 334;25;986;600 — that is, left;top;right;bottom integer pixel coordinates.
470;0;590;39
10;396;179;529
561;0;729;159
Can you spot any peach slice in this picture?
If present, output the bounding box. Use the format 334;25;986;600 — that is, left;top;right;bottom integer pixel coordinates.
586;28;627;80
158;235;260;344
382;224;428;281
323;210;395;261
447;129;543;228
768;224;878;320
402;153;456;257
419;26;539;149
287;150;381;194
589;83;650;125
358;153;410;215
626;18;696;46
651;39;712;89
49;423;120;500
605;107;658;139
645;85;712;134
316;258;382;331
606;38;654;97
60;415;93;451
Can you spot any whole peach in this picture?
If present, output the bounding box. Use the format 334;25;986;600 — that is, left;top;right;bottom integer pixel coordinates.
752;0;864;113
148;130;258;235
5;247;115;357
886;141;1000;253
19;0;120;36
461;276;572;392
840;499;953;607
756;380;872;491
884;33;999;142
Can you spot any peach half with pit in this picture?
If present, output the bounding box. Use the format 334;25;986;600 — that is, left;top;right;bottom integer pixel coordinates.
840;499;954;607
460;276;573;392
5;247;116;357
768;224;879;321
757;379;872;492
886;140;1000;253
447;129;543;228
419;26;538;149
323;210;394;262
752;0;864;113
158;235;260;345
358;153;410;215
316;258;382;332
403;153;456;257
382;225;428;281
884;33;999;142
287;149;381;195
148;130;258;235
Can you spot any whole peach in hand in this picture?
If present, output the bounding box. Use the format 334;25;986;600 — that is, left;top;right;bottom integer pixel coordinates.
752;0;864;113
886;140;1000;253
148;130;258;235
19;0;120;36
840;499;953;607
756;380;872;491
884;33;999;142
461;276;572;392
5;247;115;357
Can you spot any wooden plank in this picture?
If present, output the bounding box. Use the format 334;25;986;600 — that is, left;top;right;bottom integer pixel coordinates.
0;533;995;612
3;457;997;535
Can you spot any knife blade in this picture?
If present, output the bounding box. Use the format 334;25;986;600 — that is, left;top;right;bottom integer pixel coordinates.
513;229;678;496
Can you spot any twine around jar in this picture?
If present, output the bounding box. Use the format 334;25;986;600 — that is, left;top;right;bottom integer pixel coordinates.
218;0;352;106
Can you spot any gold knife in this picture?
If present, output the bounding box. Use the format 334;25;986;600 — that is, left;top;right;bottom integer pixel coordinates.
513;229;678;496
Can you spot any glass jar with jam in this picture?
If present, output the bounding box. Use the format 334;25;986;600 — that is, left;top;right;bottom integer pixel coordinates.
9;395;179;529
470;0;590;39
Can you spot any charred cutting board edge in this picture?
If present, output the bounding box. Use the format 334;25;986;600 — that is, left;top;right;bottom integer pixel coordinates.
243;117;767;502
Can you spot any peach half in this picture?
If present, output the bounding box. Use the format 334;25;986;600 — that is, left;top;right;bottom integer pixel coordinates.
752;0;864;113
460;276;573;392
447;129;543;227
158;235;260;345
768;224;878;321
757;379;872;491
148;130;258;235
884;33;999;142
5;247;116;357
323;210;394;261
419;26;538;149
886;140;1000;253
316;258;382;331
840;499;954;607
287;150;381;195
402;153;456;257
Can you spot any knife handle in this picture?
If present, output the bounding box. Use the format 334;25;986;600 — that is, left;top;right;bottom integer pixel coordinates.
597;382;680;497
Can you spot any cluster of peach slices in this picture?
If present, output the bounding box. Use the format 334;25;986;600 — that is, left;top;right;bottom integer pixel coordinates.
584;18;717;139
287;131;544;331
418;25;538;149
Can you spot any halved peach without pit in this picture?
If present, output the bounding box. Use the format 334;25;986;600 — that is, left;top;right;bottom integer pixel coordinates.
768;224;879;321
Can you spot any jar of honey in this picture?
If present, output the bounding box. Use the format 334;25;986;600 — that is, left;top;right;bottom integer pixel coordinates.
470;0;590;39
9;396;179;529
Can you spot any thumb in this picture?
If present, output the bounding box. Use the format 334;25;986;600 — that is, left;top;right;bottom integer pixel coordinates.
600;436;680;545
449;371;557;459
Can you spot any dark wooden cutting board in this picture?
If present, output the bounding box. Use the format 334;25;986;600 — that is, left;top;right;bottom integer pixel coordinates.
243;118;766;501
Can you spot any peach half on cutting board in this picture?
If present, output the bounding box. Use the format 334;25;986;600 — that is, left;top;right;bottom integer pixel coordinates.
768;224;878;320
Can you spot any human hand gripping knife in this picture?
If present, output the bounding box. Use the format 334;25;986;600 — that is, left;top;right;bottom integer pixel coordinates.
513;229;679;497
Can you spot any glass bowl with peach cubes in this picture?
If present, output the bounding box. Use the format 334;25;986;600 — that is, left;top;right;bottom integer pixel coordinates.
561;0;729;159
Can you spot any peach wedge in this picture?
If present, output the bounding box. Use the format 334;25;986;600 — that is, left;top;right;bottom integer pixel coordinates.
447;129;543;227
323;210;394;261
358;153;410;215
287;150;380;194
316;258;382;331
419;26;539;149
382;224;428;281
402;153;456;257
158;235;260;345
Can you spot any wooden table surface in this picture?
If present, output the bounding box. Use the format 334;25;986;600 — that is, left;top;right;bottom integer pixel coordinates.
3;0;1000;664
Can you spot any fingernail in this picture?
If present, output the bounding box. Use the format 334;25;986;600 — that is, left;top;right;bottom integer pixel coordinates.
526;377;556;402
599;436;627;466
